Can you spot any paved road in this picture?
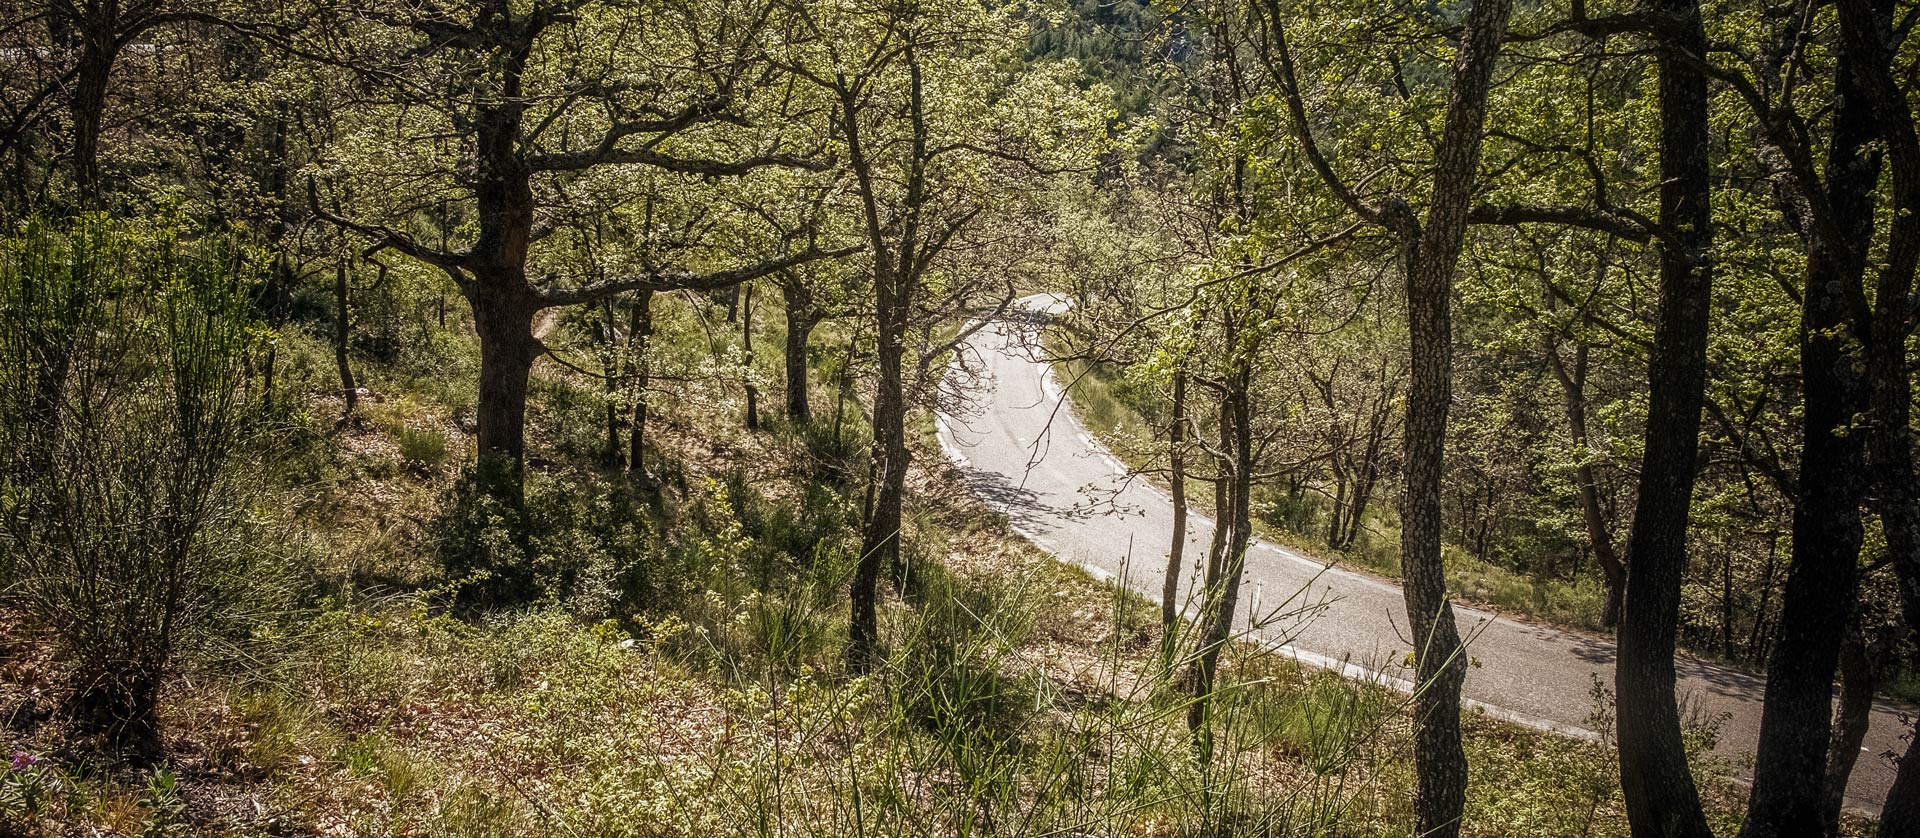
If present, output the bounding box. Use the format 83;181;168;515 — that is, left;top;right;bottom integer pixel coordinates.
934;295;1908;817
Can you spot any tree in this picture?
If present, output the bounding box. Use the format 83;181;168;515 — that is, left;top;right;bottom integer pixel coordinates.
1733;17;1879;837
1830;0;1920;829
778;0;1106;668
289;0;850;501
1254;0;1516;828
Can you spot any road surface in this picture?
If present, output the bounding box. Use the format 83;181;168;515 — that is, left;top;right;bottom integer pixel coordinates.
934;294;1909;817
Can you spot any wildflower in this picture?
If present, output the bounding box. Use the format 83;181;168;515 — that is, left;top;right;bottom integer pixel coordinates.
10;751;35;771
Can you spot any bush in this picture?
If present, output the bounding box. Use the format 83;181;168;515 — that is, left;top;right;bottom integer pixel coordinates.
890;567;1038;794
0;215;262;749
395;425;449;468
432;466;651;613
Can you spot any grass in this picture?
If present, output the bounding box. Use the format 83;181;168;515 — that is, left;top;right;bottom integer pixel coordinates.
0;291;1847;837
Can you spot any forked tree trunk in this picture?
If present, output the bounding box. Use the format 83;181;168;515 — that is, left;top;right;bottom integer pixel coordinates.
1830;1;1920;832
1741;48;1876;836
1187;370;1251;765
846;44;930;672
1344;407;1386;549
1162;367;1189;632
1614;0;1716;829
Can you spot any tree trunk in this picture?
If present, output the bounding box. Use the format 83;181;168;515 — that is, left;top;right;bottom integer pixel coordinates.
1346;409;1385;549
1615;0;1717;830
628;290;654;480
335;254;357;416
782;279;816;422
1399;239;1471;838
69;24;114;203
602;297;623;468
1869;299;1920;838
1819;630;1877;836
1884;763;1920;838
1740;39;1878;838
1548;338;1623;627
1390;0;1512;831
1207;408;1231;595
1329;466;1350;547
1163;367;1189;632
1187;369;1251;765
1830;1;1920;832
851;269;909;670
472;277;538;495
743;282;759;431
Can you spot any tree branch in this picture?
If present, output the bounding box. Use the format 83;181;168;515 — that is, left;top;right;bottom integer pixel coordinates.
534;244;863;307
1469;203;1656;242
527;145;830;174
307;177;473;291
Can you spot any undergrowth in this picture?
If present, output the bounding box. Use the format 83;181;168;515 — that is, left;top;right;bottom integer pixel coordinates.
0;292;1788;837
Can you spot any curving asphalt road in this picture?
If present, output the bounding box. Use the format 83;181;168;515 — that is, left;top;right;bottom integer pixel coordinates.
934;294;1908;817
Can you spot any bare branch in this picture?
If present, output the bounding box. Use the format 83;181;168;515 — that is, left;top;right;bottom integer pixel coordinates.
1469;203;1656;241
307;177;474;291
528;145;830;174
534;244;863;307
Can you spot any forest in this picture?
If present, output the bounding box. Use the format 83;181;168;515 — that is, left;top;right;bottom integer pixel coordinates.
0;0;1915;834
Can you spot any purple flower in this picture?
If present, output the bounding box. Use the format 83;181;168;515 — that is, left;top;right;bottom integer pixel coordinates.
9;751;34;771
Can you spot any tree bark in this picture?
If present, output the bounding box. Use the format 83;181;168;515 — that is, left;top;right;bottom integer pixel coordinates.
1390;0;1513;831
1163;367;1189;632
462;36;539;495
851;264;909;670
472;277;538;493
742;281;759;431
1830;1;1920;832
1547;336;1623;627
1399;237;1471;838
1615;0;1717;830
334;252;357;416
1740;44;1876;836
628;290;654;480
1187;368;1251;765
69;17;115;203
846;43;928;671
1339;397;1389;551
781;277;816;421
602;297;623;468
1820;629;1878;836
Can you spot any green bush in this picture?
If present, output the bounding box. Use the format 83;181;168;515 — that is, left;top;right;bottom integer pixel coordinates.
0;215;263;749
890;567;1039;795
1240;670;1388;776
431;466;651;614
395;425;449;467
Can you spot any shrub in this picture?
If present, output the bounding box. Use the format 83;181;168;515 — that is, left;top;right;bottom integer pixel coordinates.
396;425;449;468
0;216;261;750
432;467;650;613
